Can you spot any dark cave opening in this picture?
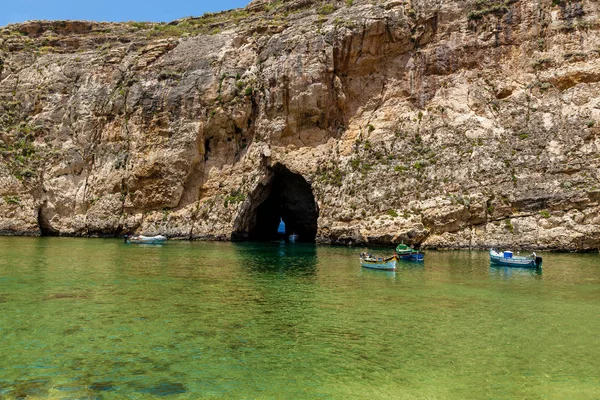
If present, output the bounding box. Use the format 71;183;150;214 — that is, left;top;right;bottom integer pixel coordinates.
233;164;319;243
204;138;211;161
37;206;57;236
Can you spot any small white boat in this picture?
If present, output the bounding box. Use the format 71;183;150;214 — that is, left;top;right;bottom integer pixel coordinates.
360;252;398;271
124;235;167;244
489;249;542;268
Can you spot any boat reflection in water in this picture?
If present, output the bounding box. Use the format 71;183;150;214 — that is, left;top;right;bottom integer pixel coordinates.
360;267;396;280
489;265;542;280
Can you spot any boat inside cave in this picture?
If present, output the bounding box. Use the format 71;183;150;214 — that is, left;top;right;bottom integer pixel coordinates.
232;164;319;243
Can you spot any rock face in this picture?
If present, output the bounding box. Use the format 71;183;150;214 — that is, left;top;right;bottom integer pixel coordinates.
0;0;599;251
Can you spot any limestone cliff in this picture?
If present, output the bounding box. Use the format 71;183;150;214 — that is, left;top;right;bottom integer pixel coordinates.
0;0;599;251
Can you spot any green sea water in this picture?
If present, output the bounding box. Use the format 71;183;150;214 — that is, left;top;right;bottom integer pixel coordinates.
0;237;599;399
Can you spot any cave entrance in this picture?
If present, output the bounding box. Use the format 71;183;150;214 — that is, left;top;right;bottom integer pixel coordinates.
37;205;58;236
233;164;319;242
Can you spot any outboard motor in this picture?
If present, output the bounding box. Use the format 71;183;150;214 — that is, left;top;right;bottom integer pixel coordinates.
535;256;543;267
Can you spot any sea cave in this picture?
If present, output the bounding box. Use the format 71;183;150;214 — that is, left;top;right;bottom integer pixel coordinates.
233;164;319;242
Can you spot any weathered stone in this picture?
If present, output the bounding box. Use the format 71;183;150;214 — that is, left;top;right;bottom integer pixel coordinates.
0;0;598;251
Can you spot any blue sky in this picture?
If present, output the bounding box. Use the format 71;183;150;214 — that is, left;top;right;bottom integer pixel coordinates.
1;0;250;27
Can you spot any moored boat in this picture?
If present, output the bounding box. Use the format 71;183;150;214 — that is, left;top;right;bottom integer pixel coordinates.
489;249;542;268
124;235;167;244
395;243;425;261
360;252;398;271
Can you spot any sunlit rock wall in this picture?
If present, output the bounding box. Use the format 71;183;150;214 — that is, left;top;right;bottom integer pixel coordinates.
0;0;599;250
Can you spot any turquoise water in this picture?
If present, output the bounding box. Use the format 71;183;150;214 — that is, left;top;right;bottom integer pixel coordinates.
0;237;599;399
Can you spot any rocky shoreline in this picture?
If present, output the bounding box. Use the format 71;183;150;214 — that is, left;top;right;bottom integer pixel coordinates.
2;230;599;253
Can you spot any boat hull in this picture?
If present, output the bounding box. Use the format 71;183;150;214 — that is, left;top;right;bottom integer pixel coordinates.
489;250;541;268
398;252;424;261
127;235;167;244
360;256;398;271
396;244;425;261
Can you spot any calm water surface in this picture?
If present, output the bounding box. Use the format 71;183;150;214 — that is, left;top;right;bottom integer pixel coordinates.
0;237;599;399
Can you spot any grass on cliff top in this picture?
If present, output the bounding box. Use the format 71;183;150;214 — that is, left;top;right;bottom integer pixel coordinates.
0;8;252;43
0;0;343;48
133;0;324;38
130;9;252;38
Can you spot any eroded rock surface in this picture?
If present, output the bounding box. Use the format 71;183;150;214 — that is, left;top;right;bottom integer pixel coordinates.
0;0;599;250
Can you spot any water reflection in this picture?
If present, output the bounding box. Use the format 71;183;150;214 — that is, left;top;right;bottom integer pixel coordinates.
359;267;396;280
489;265;543;280
233;241;318;278
397;259;425;268
1;238;599;399
439;250;483;275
